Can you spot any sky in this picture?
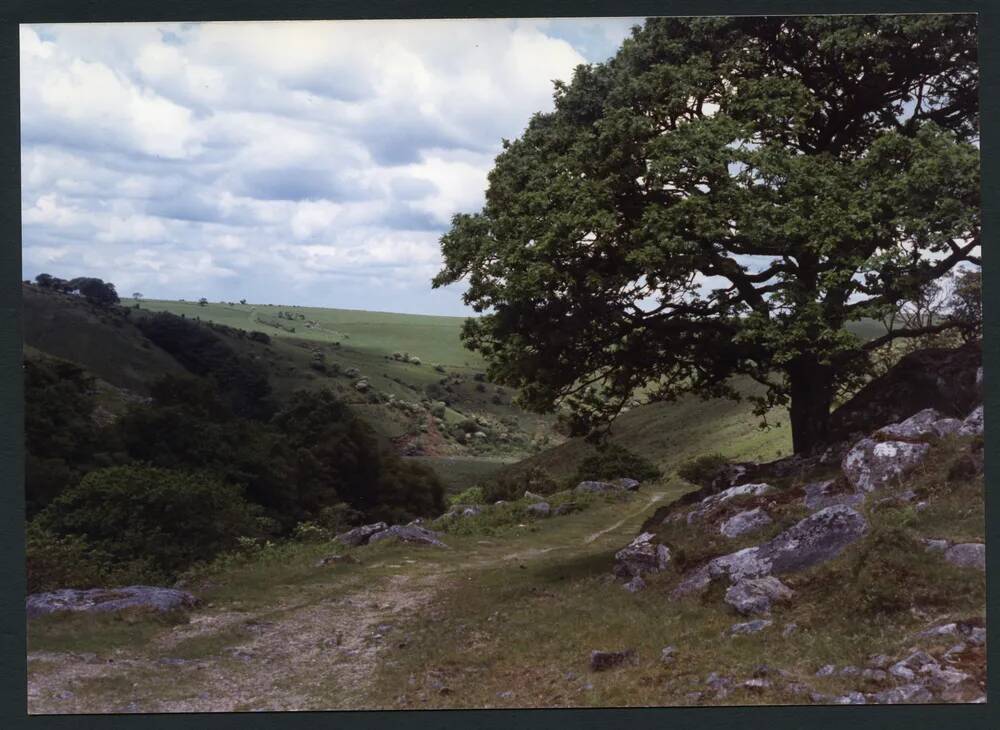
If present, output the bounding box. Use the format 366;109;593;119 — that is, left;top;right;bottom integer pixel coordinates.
20;18;641;316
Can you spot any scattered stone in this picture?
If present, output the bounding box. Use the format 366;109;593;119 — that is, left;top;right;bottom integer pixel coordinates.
589;649;638;671
867;654;892;669
26;586;197;618
685;691;704;703
523;491;545;502
724;576;794;616
815;664;836;678
336;522;389;547
888;662;916;681
743;678;771;690
660;646;677;664
943;542;985;571
614;478;641;491
575;480;623;494
526;502;551;518
840;666;860;677
720;508;773;538
968;627;986;646
315;554;359;568
782;623;799;637
784;682;811;696
367;524;448;548
922;538;950;553
873;684;933;704
729;619;772;636
613;532;671;580
623;575;646;593
835;691;867;704
687;483;775;523
842;438;930;493
958;405;983;437
809;692;830;704
496;691;513;700
861;669;888;682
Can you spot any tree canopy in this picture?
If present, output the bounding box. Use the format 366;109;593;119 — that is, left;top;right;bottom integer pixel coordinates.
434;15;980;454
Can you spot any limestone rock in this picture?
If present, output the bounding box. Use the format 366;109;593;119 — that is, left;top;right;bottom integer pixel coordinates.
943;542;985;571
336;522;389;547
613;532;671;580
687;483;775;523
876;408;961;441
724;576;794;616
728;619;772;636
720;508;773;539
27;586;197;619
842;438;930;493
959;405;983;437
674;506;868;598
367;524;448;548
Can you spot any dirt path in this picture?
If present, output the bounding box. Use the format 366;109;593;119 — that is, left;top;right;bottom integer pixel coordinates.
584;492;665;544
27;490;668;714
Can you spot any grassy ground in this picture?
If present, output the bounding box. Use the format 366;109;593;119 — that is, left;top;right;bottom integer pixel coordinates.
26;423;984;713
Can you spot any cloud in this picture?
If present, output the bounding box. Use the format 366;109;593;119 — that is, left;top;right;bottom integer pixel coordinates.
20;18;640;315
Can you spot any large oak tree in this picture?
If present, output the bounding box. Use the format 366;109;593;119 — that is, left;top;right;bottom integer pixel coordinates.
434;15;980;454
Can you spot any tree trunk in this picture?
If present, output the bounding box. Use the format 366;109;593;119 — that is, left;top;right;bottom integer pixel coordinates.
787;357;834;455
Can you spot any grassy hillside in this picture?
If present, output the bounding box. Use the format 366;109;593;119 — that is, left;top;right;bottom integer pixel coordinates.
141;299;485;371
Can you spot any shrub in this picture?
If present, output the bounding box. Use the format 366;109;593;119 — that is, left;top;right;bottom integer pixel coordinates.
34;465;258;579
484;466;558;503
291;521;332;543
574;443;661;484
676;453;729;486
450;486;485;506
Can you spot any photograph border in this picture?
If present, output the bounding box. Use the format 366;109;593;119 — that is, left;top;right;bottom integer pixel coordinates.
1;1;996;728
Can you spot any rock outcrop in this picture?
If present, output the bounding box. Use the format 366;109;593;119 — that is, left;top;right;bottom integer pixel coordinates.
719;508;773;538
724;576;794;616
367;524;448;548
841;439;930;493
336;522;389;547
27;586;197;618
828;341;981;441
613;532;671;584
875;408;963;441
674;505;868;598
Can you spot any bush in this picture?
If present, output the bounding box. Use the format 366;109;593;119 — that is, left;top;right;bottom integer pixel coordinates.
484;466;559;503
450;486;485;506
676;453;728;486
34;465;258;579
574;443;661;484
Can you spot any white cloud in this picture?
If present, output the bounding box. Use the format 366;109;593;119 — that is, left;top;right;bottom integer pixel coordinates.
20;18;642;314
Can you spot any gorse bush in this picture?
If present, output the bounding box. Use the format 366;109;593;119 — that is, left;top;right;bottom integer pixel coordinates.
573;443;661;484
450;486;485;506
34;464;258;579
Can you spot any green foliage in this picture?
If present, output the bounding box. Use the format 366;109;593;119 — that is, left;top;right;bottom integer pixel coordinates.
484;466;559;503
449;486;486;506
433;15;979;454
24;355;122;516
676;453;729;487
833;517;982;616
136;311;275;420
573;443;661;484
34;465;258;580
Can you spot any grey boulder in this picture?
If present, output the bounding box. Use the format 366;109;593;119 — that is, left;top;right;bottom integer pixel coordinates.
719;508;773;539
336;522;389;547
959;405;984;437
943;542;985;571
674;506;868;597
842;438;930;493
27;586;197;619
526;501;551;518
367;524;448;548
876;408;962;441
724;576;794;616
613;532;671;580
